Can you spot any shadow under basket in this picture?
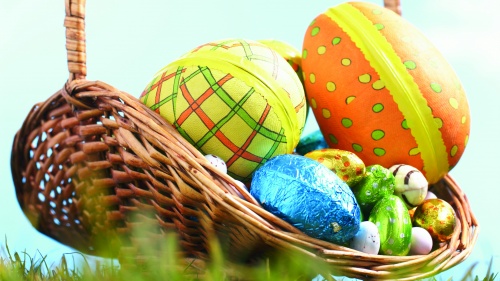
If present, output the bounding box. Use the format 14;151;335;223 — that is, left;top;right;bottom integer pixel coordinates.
11;0;478;280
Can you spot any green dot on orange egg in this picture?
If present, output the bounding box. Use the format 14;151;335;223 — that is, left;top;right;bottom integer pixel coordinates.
311;26;320;36
401;119;409;130
332;37;341;45
431;82;442;93
372;9;382;15
309;73;316;84
374;23;384;30
309;19;316;27
329;134;338;145
326;81;336;92
371;130;385;141
302;49;308;59
450;145;458;157
374;148;386;156
353;143;363;152
372;80;385;90
341;118;353;128
341;58;351;66
434;117;443;129
346;96;356;104
372;103;384;113
409;147;420;156
317;45;326;55
449;98;459;109
404;60;417;70
358;74;371;84
465;135;469;146
462;115;467;124
310;98;317;109
322;108;331;119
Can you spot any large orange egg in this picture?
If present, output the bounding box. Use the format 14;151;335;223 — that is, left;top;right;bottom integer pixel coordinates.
302;2;470;184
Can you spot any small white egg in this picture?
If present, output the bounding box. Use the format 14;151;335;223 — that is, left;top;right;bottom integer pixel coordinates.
204;154;227;174
409;227;433;255
232;179;247;199
349;221;380;255
425;191;437;200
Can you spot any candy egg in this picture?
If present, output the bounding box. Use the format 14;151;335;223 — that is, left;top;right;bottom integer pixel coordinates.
141;39;307;182
250;154;361;244
304;148;366;187
349;221;380;255
204;154;227;174
410;227;433;255
351;165;394;216
302;2;470;184
369;195;412;256
412;199;456;242
389;164;428;208
425;191;437;200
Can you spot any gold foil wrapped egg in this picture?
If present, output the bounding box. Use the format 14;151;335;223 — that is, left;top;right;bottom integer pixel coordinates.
412;199;456;242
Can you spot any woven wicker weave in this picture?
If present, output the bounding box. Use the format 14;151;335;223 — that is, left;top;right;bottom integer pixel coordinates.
11;0;479;279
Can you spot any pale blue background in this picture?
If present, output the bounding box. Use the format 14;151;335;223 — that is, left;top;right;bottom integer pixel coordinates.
1;0;498;279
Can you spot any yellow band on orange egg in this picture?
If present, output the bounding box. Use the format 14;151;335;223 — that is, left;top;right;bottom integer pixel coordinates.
174;53;300;153
325;3;449;183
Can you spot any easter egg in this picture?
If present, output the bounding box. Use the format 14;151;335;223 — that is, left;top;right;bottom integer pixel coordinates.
412;199;456;242
304;148;365;187
250;154;361;244
351;165;394;216
410;227;433;255
302;2;471;184
349;221;380;255
369;195;412;256
295;130;328;155
389;164;428;208
141;39;307;182
204;154;227;174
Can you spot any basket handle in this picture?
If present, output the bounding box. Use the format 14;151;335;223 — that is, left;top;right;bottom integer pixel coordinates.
64;0;86;82
61;0;401;82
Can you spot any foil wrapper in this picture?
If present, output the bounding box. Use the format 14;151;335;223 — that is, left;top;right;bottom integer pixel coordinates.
295;130;328;155
250;154;360;245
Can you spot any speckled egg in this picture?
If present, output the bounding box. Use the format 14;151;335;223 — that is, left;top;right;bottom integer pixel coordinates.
304;148;366;187
412;198;456;242
250;154;361;244
302;2;470;184
204;154;228;174
349;221;380;255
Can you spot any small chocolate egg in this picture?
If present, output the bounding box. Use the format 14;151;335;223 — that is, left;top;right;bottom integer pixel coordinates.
204;154;227;174
250;154;361;244
410;227;433;255
351;165;395;216
389;164;428;209
305;148;366;187
350;221;380;255
412;199;456;242
295;130;328;155
369;195;412;256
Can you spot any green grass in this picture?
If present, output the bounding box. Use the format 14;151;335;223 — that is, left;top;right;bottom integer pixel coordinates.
0;236;497;281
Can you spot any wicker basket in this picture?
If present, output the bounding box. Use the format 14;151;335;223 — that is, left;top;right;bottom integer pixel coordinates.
11;0;479;279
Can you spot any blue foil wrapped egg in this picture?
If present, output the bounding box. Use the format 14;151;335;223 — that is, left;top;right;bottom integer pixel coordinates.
250;154;361;244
